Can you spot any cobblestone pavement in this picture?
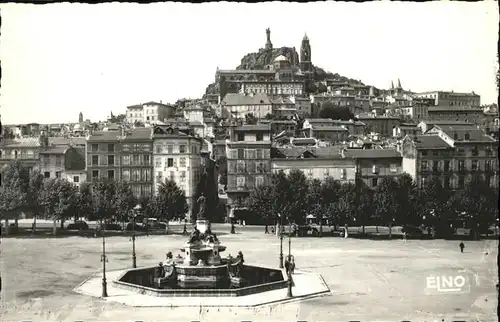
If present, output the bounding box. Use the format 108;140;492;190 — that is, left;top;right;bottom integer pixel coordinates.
1;231;497;321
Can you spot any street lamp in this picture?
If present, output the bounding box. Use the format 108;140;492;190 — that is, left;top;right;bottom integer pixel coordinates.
130;204;142;268
279;213;284;269
100;220;108;297
287;217;293;298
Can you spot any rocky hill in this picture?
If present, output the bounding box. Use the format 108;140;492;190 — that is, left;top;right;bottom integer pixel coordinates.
204;46;364;96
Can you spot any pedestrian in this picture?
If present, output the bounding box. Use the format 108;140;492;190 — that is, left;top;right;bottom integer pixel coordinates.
403;231;407;243
271;226;275;235
459;242;465;253
264;225;269;234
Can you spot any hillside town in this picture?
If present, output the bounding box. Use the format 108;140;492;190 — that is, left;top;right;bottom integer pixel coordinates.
0;29;498;223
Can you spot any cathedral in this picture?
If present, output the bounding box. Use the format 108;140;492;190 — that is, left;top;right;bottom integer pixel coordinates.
215;29;316;99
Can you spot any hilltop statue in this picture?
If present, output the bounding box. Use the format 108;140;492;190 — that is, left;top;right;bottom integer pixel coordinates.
266;28;271;42
197;193;207;220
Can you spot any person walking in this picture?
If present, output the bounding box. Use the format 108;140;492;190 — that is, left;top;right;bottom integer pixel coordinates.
403;231;407;243
264;225;269;234
459;242;465;253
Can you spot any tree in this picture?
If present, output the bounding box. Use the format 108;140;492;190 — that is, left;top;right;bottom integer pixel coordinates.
319;101;354;120
455;175;497;239
335;182;356;229
319;177;342;234
421;176;453;237
0;160;30;231
192;158;219;222
152;180;188;231
39;178;79;234
245;113;258;125
373;177;398;238
91;178;117;226
284;170;310;224
76;182;93;222
114;181;136;223
394;173;420;227
27;170;45;232
246;183;276;228
355;184;374;234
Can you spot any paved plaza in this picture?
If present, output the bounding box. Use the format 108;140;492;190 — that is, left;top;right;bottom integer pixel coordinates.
0;228;498;321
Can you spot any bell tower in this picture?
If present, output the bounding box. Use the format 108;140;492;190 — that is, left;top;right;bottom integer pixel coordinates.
300;33;312;72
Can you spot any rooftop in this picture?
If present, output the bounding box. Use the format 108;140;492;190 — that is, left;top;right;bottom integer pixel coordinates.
39;146;68;155
344;148;401;159
87;131;121;142
122;128;153;141
222;93;272;106
312;125;348;132
234;124;271;132
428;106;483;112
411;135;450;149
0;138;40;148
435;127;496;143
49;137;86;146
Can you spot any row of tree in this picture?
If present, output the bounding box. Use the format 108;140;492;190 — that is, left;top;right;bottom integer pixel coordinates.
246;170;498;239
0;160;189;233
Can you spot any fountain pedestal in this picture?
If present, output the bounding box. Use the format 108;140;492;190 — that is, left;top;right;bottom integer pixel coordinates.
196;219;210;234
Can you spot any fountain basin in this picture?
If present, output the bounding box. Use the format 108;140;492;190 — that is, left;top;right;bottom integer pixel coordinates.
113;264;287;297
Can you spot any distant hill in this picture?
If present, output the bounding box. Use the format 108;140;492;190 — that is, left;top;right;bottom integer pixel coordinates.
204;46;365;96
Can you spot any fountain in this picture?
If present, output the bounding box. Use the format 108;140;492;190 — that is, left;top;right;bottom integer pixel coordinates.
113;195;287;296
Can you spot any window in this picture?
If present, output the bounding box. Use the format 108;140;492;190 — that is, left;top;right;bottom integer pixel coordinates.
432;161;439;172
255;175;264;187
443;176;450;189
92;155;98;165
91;144;98;152
457;148;465;156
179;145;186;153
42;154;49;164
143;155;150;165
432;150;439;156
108;144;115;152
420;160;428;171
458;160;465;172
471;147;479;156
168;145;173;153
55;171;61;178
73;176;79;183
486;147;493;157
340;169;346;179
324;169;330;177
237;133;244;141
238;148;245;159
180;171;186;181
444;160;450;172
122;144;130;152
237;160;246;173
169;171;175;181
132;155;140;166
421;150;428;156
92;170;99;179
389;164;397;173
122;155;130;165
155;144;162;153
471;160;478;171
256;133;263;141
371;177;378;187
464;132;470;141
107;170;115;180
142;169;151;182
107;155;115;166
122;169;130;181
236;176;246;189
458;176;465;189
485;160;492;172
179;157;186;167
44;172;50;178
167;158;174;167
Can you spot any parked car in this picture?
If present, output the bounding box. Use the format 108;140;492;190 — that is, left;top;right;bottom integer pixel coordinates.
103;223;122;231
145;218;167;230
67;221;89;230
125;222;146;231
402;225;424;237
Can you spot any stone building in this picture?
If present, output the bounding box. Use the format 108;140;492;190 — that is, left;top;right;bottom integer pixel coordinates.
86;130;122;182
152;125;203;217
39;146;86;183
226;124;272;208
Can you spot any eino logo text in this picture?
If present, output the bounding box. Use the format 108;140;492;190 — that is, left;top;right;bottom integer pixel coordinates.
425;274;471;295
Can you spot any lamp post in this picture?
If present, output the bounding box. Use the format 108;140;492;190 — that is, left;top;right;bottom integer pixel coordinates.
100;219;108;297
287;217;293;298
131;204;142;268
279;213;284;268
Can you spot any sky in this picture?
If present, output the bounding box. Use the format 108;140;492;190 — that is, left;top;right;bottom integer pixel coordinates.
0;1;498;125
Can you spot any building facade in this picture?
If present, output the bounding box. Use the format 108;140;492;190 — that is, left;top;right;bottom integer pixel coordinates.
343;149;403;189
152;125;203;216
86;131;121;182
226;124;272;207
120;128;154;199
220;93;272;119
413;91;480;107
126;101;176;125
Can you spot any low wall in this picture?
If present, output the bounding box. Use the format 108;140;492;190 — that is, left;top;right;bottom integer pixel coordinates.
114;265;287;297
